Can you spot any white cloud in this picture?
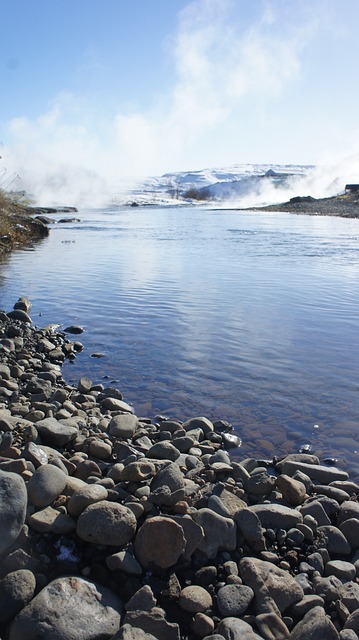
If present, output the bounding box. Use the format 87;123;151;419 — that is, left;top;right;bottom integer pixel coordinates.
2;0;340;204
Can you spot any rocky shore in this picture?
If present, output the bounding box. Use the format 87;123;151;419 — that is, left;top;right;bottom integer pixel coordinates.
0;298;359;640
246;191;359;218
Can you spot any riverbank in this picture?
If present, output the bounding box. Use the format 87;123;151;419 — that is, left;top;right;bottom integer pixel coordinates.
245;190;359;218
0;192;51;254
1;298;359;640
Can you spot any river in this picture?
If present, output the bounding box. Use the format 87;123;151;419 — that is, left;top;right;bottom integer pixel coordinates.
1;206;359;476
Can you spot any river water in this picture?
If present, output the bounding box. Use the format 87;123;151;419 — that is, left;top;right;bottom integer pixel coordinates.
1;206;359;476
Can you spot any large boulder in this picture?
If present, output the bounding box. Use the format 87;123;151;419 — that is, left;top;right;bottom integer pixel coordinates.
8;576;123;640
0;470;27;557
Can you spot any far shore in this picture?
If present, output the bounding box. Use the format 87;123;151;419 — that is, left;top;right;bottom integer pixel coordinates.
240;191;359;218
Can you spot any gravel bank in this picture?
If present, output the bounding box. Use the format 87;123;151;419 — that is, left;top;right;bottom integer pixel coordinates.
0;298;359;640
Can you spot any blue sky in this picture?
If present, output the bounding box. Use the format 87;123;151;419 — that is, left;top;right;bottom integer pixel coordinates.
1;0;359;199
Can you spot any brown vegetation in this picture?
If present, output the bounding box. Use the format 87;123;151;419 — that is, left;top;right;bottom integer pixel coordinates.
0;190;49;254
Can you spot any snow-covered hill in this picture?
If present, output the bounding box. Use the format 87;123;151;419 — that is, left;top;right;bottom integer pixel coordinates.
112;163;314;207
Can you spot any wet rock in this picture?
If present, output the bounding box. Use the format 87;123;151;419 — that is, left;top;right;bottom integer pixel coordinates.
8;576;123;640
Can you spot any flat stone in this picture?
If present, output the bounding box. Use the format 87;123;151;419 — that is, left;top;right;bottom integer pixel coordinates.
77;501;137;545
8;576;123;640
27;463;68;507
300;500;331;526
325;560;356;582
28;506;76;534
88;440;112;460
168;514;204;560
249;503;303;530
281;460;348;484
182;416;214;435
101;397;133;412
339;501;359;524
35;417;78;447
0;471;27;556
255;612;290;640
134;516;186;570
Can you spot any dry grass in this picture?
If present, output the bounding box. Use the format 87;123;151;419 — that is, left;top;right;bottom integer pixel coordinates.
0;189;48;252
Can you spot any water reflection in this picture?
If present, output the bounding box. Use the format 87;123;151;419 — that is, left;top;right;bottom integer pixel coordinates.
1;207;359;477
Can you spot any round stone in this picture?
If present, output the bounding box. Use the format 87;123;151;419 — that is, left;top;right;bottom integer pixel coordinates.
67;484;108;516
76;501;137;545
216;584;254;617
134;516;186;570
27;464;68;507
179;585;213;613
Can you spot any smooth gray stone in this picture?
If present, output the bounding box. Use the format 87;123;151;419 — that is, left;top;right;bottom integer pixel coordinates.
27;463;67;507
318;525;352;555
249;503;303;530
35;417;78;446
0;471;27;557
108;414;138;439
217;584;254;617
77;501;137;546
281;460;348;483
0;569;36;624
